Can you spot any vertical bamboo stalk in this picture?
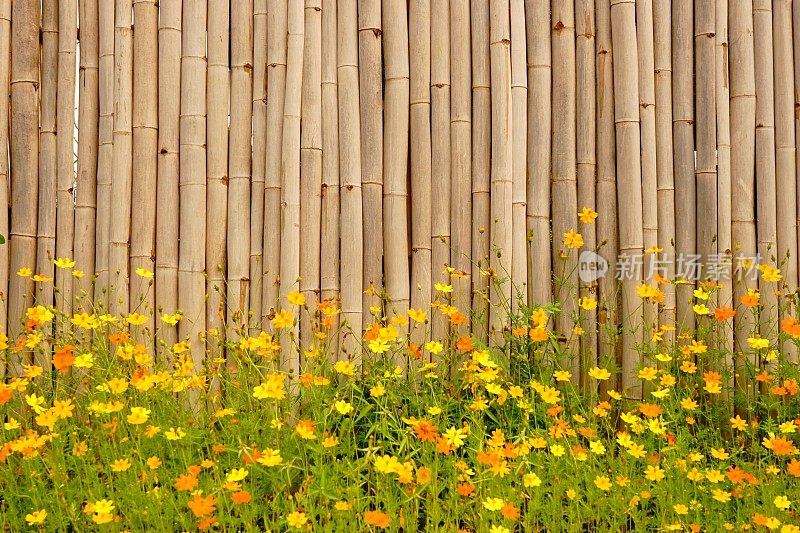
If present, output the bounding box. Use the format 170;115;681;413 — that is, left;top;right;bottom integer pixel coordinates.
654;1;675;339
300;0;321;346
262;0;287;321
450;0;472;316
715;0;733;358
471;0;490;340
795;3;800;348
130;0;158;331
228;0;254;334
74;0;99;307
279;0;304;375
178;0;207;366
358;0;383;323
320;0;340;357
489;0;512;336
576;0;596;383
0;0;10;333
109;0;133;315
338;0;364;359
430;0;451;343
56;0;77;319
156;0;181;346
37;0;57;310
410;0;432;345
672;1;695;333
610;0;643;398
206;0;229;333
526;0;551;307
729;0;757;395
695;0;716;288
249;0;267;335
510;0;526;311
552;0;578;362
773;0;797;360
595;0;619;381
95;0;114;308
7;0;40;375
383;0;410;326
638;0;657;345
753;1;777;341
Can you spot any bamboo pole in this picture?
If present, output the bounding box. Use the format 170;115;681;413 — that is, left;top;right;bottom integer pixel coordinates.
206;0;229;333
383;0;410;328
653;1;675;341
95;0;114;308
471;0;490;341
510;0;526;311
0;0;10;333
576;0;596;384
156;0;181;346
450;0;472;316
7;0;40;376
753;1;778;342
695;1;716;280
130;0;158;331
773;0;797;361
715;0;733;359
672;1;695;334
338;0;364;359
638;0;657;347
526;0;551;308
300;0;321;347
37;0;57;311
228;0;254;334
249;0;267;335
609;0;643;398
320;0;340;358
729;0;757;396
358;0;383;324
595;0;619;386
262;0;287;322
279;0;304;375
430;0;451;343
409;0;432;345
109;0;133;315
551;0;578;362
488;0;512;336
178;0;207;366
56;0;77;319
74;0;99;307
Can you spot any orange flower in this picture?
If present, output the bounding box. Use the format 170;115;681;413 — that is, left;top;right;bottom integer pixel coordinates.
639;403;662;418
703;371;722;384
764;435;797;456
741;293;760;307
456;482;475;497
529;327;548;342
782;315;800;338
53;345;76;373
198;516;217;530
363;323;380;342
109;331;130;345
450;311;468;325
726;466;747;484
500;502;520;521
0;387;12;405
175;474;198;491
187;494;217;517
408;343;422;360
714;306;736;321
412;419;439;443
787;459;800;477
435;436;452;455
364;510;391;529
231;491;252;505
456;336;474;353
188;465;202;477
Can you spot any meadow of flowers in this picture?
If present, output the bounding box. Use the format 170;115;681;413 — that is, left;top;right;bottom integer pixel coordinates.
2;236;800;532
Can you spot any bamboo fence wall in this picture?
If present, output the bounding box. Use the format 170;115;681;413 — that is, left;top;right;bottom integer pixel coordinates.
1;1;799;394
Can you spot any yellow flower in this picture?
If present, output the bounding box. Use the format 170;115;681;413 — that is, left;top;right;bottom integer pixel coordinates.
644;465;665;482
444;427;466;448
578;297;597;311
368;338;390;354
161;312;182;325
287;511;308;529
775;495;791;511
334;501;352;511
673;504;689;515
253;373;286;400
287;290;306;306
370;385;386;397
553;370;572;382
434;282;453;293
524;472;541;487
334;400;353;415
563;229;584;249
482;497;505;511
126;313;148;326
257;448;283;467
72;269;85;278
334;360;356;376
147;456;162;470
747;336;769;350
32;273;53;283
578;207;599;224
425;340;443;355
226;468;249;483
54;257;76;269
588;367;611;380
25;394;46;414
111;458;131;472
730;415;747;431
165;427;186;441
135;267;154;279
712;489;731;503
126;407;151;425
692;304;710;316
594;475;612;491
272;309;294;329
17;267;32;277
408;308;427;323
25;510;47;525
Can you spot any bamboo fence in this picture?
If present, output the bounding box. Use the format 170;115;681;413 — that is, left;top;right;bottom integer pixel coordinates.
1;2;799;398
